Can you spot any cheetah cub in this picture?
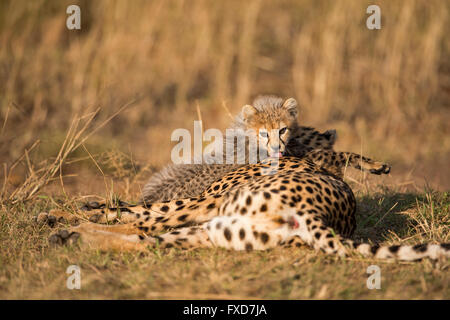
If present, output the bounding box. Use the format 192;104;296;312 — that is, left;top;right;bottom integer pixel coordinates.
142;96;389;202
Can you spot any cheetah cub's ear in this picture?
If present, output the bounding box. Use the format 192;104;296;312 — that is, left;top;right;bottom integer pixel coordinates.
242;104;258;124
282;98;298;120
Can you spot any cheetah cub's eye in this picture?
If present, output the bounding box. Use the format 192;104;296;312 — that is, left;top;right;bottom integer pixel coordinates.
259;130;268;138
279;127;287;135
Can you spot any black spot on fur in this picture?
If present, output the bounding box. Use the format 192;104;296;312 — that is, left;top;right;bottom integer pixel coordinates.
160;205;169;213
177;214;189;222
175;200;184;206
260;204;268;212
389;245;400;254
413;244;428;253
370;245;380;255
245;243;253;251
239;228;246;240
260;232;269;244
246;196;252;205
207;203;216;210
224;228;232;241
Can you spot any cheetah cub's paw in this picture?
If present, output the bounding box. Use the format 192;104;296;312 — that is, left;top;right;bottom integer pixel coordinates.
369;162;391;175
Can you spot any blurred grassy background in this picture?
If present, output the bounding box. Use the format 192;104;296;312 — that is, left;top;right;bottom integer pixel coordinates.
0;0;449;192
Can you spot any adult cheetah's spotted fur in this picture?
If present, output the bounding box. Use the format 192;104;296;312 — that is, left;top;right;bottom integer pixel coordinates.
47;155;449;261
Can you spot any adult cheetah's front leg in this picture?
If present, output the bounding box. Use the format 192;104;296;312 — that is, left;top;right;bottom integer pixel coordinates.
49;222;215;251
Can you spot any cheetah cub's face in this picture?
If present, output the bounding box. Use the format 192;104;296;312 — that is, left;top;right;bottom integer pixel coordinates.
242;96;299;158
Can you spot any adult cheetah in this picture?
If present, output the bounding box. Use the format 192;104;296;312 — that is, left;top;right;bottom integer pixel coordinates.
47;155;449;261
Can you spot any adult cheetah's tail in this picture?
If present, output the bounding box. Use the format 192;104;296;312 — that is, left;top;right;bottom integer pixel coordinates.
343;240;450;261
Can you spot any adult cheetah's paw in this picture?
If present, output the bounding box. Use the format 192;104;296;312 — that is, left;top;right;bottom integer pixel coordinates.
36;209;80;227
48;229;81;246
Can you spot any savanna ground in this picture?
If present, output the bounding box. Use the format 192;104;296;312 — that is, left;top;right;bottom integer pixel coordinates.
0;0;449;299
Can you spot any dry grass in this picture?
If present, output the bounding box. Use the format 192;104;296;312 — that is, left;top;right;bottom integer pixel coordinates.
0;0;449;187
0;0;449;300
0;185;449;299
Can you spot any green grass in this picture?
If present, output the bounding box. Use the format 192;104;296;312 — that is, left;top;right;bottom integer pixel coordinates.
0;190;448;299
